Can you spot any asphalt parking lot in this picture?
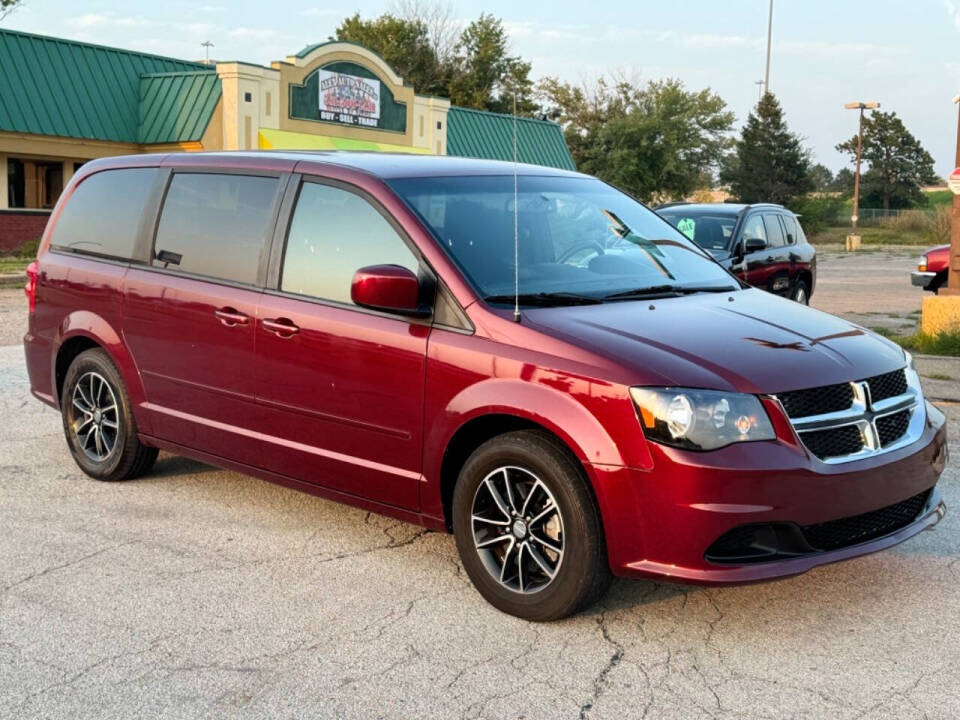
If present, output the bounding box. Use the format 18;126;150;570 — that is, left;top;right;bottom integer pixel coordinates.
2;248;959;719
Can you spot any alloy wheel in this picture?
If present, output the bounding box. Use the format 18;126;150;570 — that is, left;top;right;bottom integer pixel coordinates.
69;371;120;462
470;466;564;594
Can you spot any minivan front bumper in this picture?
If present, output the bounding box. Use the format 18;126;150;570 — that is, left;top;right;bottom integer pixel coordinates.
591;400;947;584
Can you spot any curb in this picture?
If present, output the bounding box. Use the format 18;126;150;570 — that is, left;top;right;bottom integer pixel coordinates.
0;274;25;288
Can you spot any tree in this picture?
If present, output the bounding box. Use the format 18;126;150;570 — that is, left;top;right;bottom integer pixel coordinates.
334;13;447;96
808;163;834;192
830;167;855;194
0;0;25;22
720;93;812;205
836;110;938;209
448;14;536;115
540;75;734;202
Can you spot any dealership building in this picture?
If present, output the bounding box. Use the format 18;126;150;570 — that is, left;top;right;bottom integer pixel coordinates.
0;28;574;250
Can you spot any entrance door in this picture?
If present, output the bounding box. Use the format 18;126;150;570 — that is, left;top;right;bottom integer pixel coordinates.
253;179;429;509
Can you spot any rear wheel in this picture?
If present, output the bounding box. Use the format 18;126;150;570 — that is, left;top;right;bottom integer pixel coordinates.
452;430;612;621
61;348;158;481
791;280;810;305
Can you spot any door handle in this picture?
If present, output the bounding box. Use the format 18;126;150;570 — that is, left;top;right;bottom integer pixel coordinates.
262;317;300;337
214;307;249;327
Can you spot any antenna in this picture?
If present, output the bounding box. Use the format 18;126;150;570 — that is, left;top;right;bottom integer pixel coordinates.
201;40;214;65
512;89;521;323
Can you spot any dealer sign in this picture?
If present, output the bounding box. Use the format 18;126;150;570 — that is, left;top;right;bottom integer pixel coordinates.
318;70;381;127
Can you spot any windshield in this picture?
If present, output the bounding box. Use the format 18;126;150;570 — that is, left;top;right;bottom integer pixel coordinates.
387;175;739;306
657;208;739;252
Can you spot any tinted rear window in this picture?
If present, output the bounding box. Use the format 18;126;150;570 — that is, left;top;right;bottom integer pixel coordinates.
153;173;279;285
50;168;158;260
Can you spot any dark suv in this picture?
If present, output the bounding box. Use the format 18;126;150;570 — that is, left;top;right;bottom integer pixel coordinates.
657;203;816;304
23;152;944;621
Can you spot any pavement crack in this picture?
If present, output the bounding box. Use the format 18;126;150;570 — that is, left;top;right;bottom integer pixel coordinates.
578;610;624;719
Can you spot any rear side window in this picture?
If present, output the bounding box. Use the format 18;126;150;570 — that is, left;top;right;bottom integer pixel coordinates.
762;214;786;247
50;168;158;260
280;182;419;305
781;214;798;244
741;215;766;244
154;173;279;285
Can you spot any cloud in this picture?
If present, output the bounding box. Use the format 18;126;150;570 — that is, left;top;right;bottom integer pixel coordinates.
67;13;150;29
946;0;960;31
228;27;281;40
651;30;762;51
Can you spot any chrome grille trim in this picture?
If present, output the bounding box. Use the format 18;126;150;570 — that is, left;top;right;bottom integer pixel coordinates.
772;365;926;464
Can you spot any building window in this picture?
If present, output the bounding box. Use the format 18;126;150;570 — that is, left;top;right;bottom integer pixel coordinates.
244;91;252;102
436;121;442;130
7;158;24;208
265;91;272;117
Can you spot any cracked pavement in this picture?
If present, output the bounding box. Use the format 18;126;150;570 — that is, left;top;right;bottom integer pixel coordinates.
1;330;960;718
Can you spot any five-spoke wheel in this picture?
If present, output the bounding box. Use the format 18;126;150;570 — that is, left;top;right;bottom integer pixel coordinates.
453;430;613;621
61;348;158;481
471;466;564;594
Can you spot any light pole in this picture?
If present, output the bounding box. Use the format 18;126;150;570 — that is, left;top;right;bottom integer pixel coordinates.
755;80;765;103
844;101;880;234
201;40;214;65
764;0;773;94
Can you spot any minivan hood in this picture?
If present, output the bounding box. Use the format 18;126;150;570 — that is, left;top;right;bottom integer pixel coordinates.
522;288;906;394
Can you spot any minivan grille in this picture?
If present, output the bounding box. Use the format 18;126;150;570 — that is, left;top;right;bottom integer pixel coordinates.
705;490;931;563
876;409;911;447
800;425;864;461
774;368;920;463
802;490;929;551
777;382;854;419
866;369;908;403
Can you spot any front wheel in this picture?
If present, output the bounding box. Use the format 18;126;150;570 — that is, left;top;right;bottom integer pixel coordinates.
452;430;612;621
791;280;810;305
61;348;158;482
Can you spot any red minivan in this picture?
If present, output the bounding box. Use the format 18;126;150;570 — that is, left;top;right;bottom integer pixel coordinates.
24;152;947;621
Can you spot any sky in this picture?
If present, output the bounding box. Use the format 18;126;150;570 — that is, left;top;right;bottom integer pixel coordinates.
4;0;960;177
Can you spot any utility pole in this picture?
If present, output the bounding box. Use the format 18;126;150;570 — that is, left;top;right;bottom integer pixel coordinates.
763;0;773;94
201;41;214;65
755;80;765;103
844;101;879;240
946;94;960;294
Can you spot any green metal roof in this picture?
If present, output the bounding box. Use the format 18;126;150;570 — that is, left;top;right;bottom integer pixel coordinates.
138;72;221;144
446;107;576;171
0;28;219;144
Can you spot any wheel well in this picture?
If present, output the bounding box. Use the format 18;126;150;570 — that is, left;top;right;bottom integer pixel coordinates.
55;336;100;401
796;270;813;295
439;414;582;531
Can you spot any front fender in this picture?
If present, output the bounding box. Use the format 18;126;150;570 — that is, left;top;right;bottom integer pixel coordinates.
421;375;654;519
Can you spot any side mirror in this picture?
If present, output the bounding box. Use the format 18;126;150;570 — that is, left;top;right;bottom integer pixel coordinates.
351;264;429;317
744;237;767;253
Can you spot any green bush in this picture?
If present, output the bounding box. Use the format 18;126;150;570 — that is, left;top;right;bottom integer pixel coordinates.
0;236;40;259
871;327;960;357
787;194;847;235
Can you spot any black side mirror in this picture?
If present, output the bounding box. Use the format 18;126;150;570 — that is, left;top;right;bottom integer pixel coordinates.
744;237;767;254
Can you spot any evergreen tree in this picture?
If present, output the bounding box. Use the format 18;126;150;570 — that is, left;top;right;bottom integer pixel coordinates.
836;110;938;209
721;93;812;205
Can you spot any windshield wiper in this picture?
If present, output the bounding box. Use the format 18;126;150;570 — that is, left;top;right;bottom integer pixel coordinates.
483;292;604;307
603;284;737;300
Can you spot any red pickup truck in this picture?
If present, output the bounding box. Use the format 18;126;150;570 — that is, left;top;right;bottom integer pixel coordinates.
912;244;948;293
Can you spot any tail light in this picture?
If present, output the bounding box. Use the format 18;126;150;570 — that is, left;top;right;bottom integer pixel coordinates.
25;261;38;314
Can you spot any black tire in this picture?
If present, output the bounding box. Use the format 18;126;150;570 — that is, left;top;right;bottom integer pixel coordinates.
452;430;613;621
929;273;946;295
61;348;158;482
791;280;810;305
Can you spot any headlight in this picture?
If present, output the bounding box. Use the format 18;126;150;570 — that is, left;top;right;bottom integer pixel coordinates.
918;256;928;272
630;387;776;451
904;352;923;394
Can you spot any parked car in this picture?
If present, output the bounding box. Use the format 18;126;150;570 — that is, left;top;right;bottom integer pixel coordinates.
656;202;816;304
24;153;946;621
912;244;948;293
